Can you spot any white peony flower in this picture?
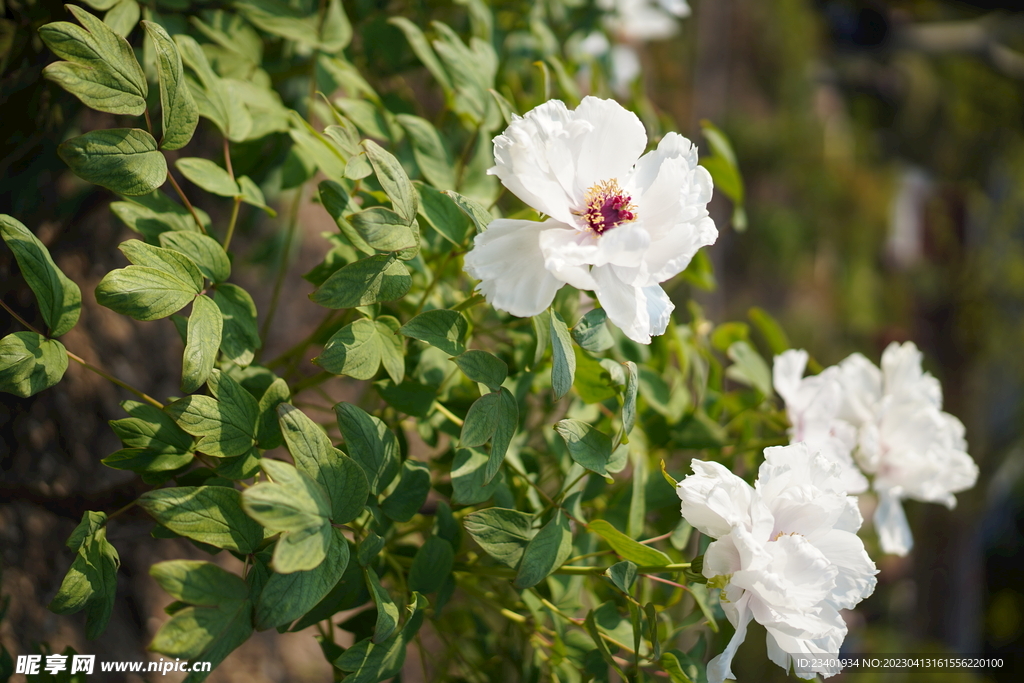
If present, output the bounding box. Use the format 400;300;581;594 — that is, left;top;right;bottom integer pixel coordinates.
773;349;868;494
463;97;717;344
676;444;878;683
836;342;978;556
599;0;692;43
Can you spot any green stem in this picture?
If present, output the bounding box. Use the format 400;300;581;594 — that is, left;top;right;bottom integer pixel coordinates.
432;401;464;427
223;197;241;252
166;172;207;234
4;297;163;408
223;136;235;182
260;185;304;349
290;370;331;395
266;309;340;369
413;249;457;317
0;298;41;335
106;499;137;521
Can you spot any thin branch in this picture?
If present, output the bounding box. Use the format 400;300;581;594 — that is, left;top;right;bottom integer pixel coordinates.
1;299;164;408
166;172;207;234
223;197;242;252
260;185;304;347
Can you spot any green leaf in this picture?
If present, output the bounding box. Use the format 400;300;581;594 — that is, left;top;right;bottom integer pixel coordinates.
48;511;119;640
375;378;436;418
362;140;417;224
442;190;493;235
242;459;332;573
357;532;385;567
174;34;243;142
39;4;147;115
139;486;263;553
380;459;430;522
58;128;166;196
416;182;471;247
315;317;404;383
572;347;618;404
141;20;198;150
531;310;551;368
555;419;613;476
106;277;180;329
109;399;194;453
622;361;638;437
365;567;399;643
310;254;411;309
452;350;507;391
255;377;290;449
104;0;140;38
588;519;671;566
459;387;517;482
110;190;210;241
605;560;637;593
549;311;575;400
388;17;453;94
213;284;260;366
278;404;369;524
118;238;204;291
348;208;419;254
700;120;743;202
102;447;192;475
514;512;572;589
660;650;697;683
451;447;502;505
585;609;627;679
408;536;454;594
0;215;81;336
181;294;222;394
463;507;535;568
319;0;352;52
159;231;231;283
238;176;276;216
167;370;259;457
398;115;456;190
0;332;68;398
572;308;614;353
235;0;345;52
334;402;400;495
149;560;252;679
748;306;790;355
175;157;239;197
254;528;350;630
399;309;467;356
318;179;374;254
725;340;772;395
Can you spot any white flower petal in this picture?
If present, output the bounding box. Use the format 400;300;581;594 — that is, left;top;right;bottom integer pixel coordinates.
811;529;878;609
676;459;761;538
836;353;883;426
706;592;754;683
874;491;914;556
732;534;837;612
880;341;942;407
463;218;565;317
489;100;582;225
765;619;846;680
571;96;648;195
773;349;810;407
592;266;674;344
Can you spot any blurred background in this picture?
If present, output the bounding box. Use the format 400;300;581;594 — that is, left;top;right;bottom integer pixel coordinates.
2;0;1023;681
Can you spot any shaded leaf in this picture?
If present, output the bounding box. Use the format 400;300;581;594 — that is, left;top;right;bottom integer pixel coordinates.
0;215;81;336
58;128;166;196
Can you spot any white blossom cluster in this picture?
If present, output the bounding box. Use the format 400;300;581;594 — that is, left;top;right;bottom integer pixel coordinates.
677;445;878;682
465;96;976;683
774;343;978;557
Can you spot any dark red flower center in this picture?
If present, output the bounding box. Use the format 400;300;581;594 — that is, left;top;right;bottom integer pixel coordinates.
580;179;637;235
